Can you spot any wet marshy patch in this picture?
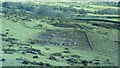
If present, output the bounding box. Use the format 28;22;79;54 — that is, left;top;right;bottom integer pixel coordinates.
29;30;91;49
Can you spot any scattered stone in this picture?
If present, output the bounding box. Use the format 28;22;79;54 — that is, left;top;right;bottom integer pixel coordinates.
8;44;13;47
64;48;69;50
105;59;111;64
44;63;51;67
26;48;41;54
94;62;100;65
48;55;58;61
2;37;18;43
31;61;40;65
2;38;9;42
2;48;16;54
6;29;9;31
89;61;93;63
22;51;27;54
71;55;81;59
58;42;65;46
4;51;14;54
46;29;52;31
10;41;17;44
50;34;55;37
31;61;51;66
16;58;26;61
1;58;6;61
51;53;62;56
62;50;70;53
1;33;7;37
81;60;88;66
22;60;29;64
10;35;13;36
66;58;78;65
45;47;50;51
33;56;39;58
29;40;36;44
73;42;77;45
8;38;18;41
5;32;9;34
94;59;100;61
35;62;44;65
20;46;30;49
17;43;30;46
61;56;65;58
92;59;101;65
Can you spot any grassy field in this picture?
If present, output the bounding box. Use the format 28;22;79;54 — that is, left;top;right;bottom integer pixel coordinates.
1;2;119;66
